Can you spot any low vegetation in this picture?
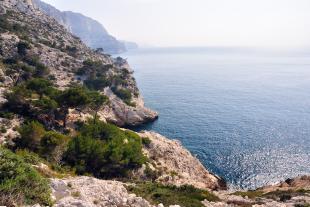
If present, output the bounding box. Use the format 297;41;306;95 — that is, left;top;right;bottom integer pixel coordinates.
111;87;135;106
0;148;52;206
76;59;136;106
15;121;70;164
232;190;264;199
233;188;310;202
126;182;220;207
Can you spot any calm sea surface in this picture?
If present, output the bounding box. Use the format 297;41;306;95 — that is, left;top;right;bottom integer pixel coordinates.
122;47;310;189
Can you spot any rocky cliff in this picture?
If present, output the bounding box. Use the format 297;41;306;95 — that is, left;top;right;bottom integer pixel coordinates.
0;0;157;128
33;0;128;54
0;1;309;207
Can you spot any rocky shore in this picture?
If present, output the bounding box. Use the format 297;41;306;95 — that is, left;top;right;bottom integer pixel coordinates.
47;131;310;207
0;1;309;207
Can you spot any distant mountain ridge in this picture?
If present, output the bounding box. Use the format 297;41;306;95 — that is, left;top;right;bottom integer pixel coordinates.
33;0;131;54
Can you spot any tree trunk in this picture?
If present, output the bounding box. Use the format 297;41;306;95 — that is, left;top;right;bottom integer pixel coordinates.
93;111;98;124
63;109;68;128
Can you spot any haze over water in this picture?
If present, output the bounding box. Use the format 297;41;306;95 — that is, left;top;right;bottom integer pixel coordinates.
124;47;310;189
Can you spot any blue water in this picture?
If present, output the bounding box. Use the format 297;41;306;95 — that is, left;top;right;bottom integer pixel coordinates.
123;47;310;189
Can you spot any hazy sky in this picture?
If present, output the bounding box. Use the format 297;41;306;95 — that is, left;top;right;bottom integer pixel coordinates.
42;0;310;48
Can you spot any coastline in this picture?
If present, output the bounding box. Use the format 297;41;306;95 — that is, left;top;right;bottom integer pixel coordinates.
0;1;309;206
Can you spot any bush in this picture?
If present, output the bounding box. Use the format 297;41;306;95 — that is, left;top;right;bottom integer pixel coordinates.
112;87;135;106
0;111;15;120
64;121;146;177
26;78;53;98
64;135;106;175
4;85;32;115
16;122;70;164
17;41;31;56
84;78;111;90
142;137;152;147
15;149;44;165
32;97;58;113
23;56;49;78
0;148;52;206
127;182;220;207
232;190;264;199
0;126;7;134
17;121;46;152
40;131;70;163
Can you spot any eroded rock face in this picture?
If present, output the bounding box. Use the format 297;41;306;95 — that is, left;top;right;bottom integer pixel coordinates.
139;131;227;190
101;88;158;126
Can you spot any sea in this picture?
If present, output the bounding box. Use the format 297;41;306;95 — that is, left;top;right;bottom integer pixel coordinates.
121;47;310;189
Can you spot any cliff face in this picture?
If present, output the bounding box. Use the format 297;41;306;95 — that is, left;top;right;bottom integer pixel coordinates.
0;0;157;130
32;0;127;54
139;131;226;190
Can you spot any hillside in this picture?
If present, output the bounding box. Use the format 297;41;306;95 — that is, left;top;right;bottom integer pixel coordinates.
0;1;309;207
33;0;128;54
0;0;157;127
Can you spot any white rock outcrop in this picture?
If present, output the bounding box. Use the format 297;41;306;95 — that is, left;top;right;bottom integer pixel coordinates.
51;176;153;207
139;131;226;190
51;176;181;207
101;88;158;126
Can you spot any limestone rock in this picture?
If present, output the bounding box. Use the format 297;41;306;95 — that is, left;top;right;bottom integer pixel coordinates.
102;88;158;126
260;175;310;192
139;131;227;190
51;176;154;207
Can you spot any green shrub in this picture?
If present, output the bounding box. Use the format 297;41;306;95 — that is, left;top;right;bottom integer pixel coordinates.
40;131;70;163
295;204;310;207
16;122;70;164
142;137;152;147
112;87;131;100
64;121;146;178
232;190;264;199
15;149;44;165
17;41;31;56
0;126;7;134
17;121;46;152
23;56;49;78
111;87;135;106
0;148;52;206
26;78;53;98
0;111;15;120
32;97;58;113
127;182;220;207
56;86;91;128
84;78;111;90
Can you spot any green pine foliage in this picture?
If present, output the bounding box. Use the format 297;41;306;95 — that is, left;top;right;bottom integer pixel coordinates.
15;121;70;164
64;121;146;177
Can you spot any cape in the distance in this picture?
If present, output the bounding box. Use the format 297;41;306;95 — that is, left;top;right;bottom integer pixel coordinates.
33;0;138;54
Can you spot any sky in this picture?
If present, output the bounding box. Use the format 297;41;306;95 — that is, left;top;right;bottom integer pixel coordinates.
42;0;310;49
